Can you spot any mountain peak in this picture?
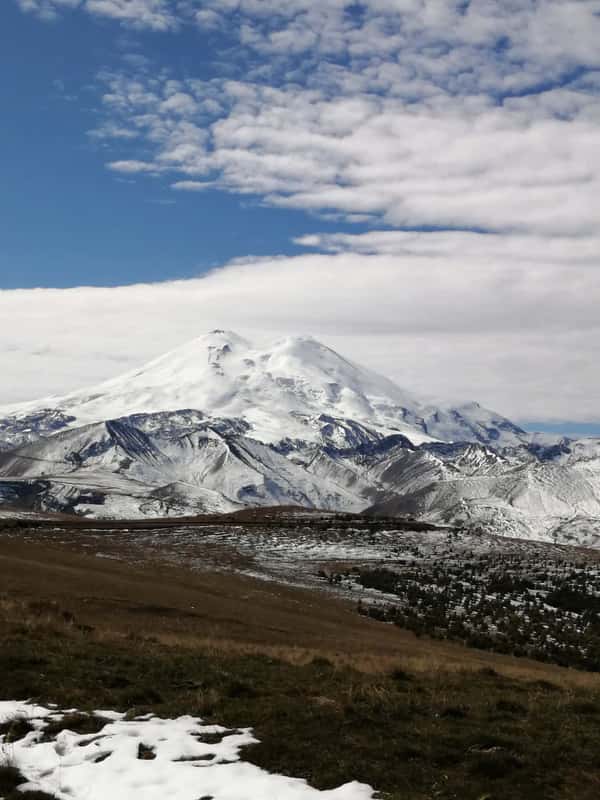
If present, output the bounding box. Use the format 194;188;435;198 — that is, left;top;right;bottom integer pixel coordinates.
270;335;337;359
206;328;241;340
196;329;250;348
154;331;251;367
0;332;529;451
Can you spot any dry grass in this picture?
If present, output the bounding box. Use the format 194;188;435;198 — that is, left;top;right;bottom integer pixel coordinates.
3;616;600;800
4;585;600;693
149;631;600;688
3;553;600;798
2;536;600;692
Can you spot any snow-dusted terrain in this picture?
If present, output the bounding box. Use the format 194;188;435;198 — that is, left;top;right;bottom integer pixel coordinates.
0;331;527;449
0;330;599;546
0;702;372;800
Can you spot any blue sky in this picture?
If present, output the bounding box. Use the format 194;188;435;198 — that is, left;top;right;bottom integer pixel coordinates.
1;0;600;432
1;2;370;288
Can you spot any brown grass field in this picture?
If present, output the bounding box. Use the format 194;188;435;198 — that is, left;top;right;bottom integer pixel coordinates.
2;533;600;799
2;535;600;684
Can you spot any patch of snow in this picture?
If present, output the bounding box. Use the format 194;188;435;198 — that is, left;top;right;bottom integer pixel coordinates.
0;702;373;800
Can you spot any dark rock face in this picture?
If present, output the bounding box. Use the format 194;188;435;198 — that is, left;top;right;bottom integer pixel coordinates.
0;409;76;450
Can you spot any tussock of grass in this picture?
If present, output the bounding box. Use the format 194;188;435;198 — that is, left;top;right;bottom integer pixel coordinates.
0;715;35;743
0;765;56;799
0;765;22;795
41;713;107;741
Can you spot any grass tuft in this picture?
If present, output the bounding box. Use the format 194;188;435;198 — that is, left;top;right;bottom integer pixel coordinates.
0;765;57;800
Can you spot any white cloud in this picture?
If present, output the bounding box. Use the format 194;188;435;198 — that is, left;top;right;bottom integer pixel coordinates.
171;180;212;191
18;2;600;91
295;230;600;266
96;75;600;237
160;91;198;115
17;0;177;28
193;8;222;29
12;0;600;425
2;245;600;423
179;0;600;111
20;1;600;241
87;123;139;140
85;0;177;30
16;0;80;21
107;159;163;173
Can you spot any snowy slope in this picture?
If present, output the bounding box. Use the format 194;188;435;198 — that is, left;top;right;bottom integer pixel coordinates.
0;331;528;449
1;405;600;543
367;440;600;545
0;412;371;518
2;330;599;544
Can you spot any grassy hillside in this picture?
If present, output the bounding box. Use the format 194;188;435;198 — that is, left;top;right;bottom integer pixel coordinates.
2;540;600;799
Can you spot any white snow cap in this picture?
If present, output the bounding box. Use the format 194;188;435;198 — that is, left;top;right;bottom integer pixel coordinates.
0;331;526;448
0;331;431;444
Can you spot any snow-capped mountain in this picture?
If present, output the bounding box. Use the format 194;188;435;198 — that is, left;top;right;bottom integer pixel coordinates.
364;439;600;547
1;330;599;547
0;412;370;518
0;330;528;449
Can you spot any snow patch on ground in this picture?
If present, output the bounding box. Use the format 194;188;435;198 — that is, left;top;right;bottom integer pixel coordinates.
0;702;373;800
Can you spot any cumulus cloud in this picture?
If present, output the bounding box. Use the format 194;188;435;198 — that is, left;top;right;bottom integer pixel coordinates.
171;180;212;191
1;245;600;423
181;0;600;109
295;230;600;266
16;0;80;21
18;1;600;95
107;159;162;173
12;0;600;424
17;0;177;28
18;1;600;90
93;73;600;237
21;0;600;238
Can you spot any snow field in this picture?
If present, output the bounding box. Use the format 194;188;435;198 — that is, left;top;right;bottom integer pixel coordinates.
0;702;374;800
